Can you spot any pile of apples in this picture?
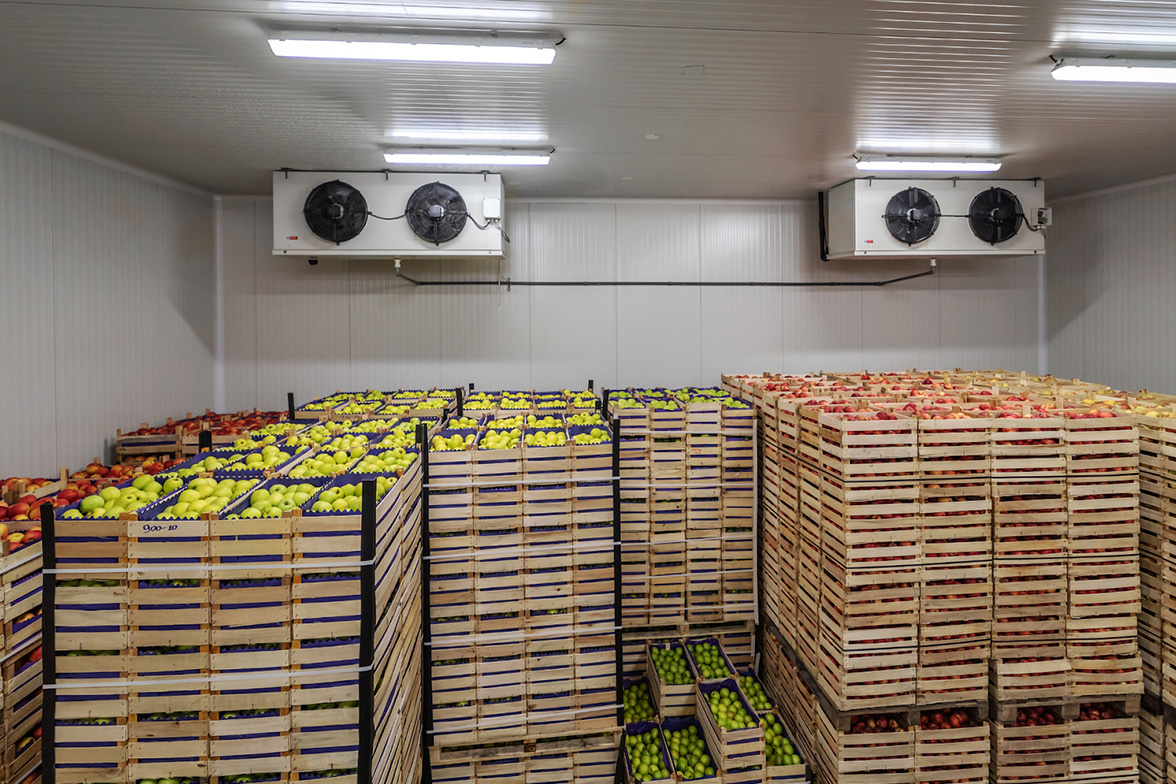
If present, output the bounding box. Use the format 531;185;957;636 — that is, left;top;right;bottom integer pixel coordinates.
849;714;905;734
525;430;567;447
155;478;257;520
687;641;732;680
479;428;521;450
764;714;802;767
703;686;756;731
288;452;358;478
230;482;320;518
350;447;417;474
431;433;474;452
1075;702;1125;725
920;709;976;733
61;475;167;519
572;428;611;445
622;680;656;724
1015;706;1062;727
664;724;715;780
567;412;603;426
738;673;773;712
625;728;671;782
221;444;292;473
650;645;694;686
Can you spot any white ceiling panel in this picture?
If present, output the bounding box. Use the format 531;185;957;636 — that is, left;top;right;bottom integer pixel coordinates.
3;0;1176;197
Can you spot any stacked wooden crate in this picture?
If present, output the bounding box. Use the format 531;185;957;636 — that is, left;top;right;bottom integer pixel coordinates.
1;530;44;784
424;391;620;783
609;387;756;676
43;430;425;784
735;369;1148;784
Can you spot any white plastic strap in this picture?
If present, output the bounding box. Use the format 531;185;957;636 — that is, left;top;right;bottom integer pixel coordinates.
3;549;45;574
426;539;614;562
1;631;42;664
426;624;621;649
46;662;373;690
621;567;754;580
427;704;622;734
425;473;619;491
45;558;375;576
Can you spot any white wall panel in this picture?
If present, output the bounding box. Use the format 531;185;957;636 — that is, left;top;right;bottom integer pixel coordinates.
51;154;215;473
0;124;216;477
0;133;56;476
219;199;259;412
528;203;619;390
1049;178;1176;391
220;196;1042;407
617;203;701;388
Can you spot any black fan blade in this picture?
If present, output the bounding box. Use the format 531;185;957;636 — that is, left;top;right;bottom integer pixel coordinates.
303;180;368;244
884;187;940;245
969;187;1022;244
406;181;468;245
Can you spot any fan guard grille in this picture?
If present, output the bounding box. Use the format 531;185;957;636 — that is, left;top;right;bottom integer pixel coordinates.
884;187;941;245
406;182;468;245
303;180;368;244
969;187;1023;244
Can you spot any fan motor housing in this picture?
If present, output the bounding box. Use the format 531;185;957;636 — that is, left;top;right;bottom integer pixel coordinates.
824;178;1045;259
273;171;505;259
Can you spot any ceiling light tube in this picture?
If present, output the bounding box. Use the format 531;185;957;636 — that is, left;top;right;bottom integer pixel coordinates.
855;155;1002;173
1051;56;1176;83
268;31;559;65
385;149;552;166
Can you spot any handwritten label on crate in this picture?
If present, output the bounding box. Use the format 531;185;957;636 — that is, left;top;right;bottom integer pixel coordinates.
130;519;209;538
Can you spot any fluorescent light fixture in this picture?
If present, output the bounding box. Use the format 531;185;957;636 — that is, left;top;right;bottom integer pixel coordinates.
268;31;558;65
1051;56;1176;83
389;129;547;143
855;154;1002;173
385;149;551;166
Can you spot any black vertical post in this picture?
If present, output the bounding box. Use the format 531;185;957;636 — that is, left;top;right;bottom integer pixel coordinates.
41;501;56;784
417;422;433;784
603;388;611;413
198;429;212;452
611;417;624;726
588;378;594;392
456;387;464;418
357;479;377;784
468;382;475;393
287;392;296;420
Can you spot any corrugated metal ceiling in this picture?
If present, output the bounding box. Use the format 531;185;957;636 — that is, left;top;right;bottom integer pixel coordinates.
2;0;1176;197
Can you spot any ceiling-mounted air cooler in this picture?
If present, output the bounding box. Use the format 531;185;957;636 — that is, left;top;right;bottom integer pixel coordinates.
884;187;941;246
273;171;505;259
823;178;1046;258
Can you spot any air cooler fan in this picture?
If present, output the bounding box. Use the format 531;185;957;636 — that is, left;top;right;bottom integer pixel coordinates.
406;182;468;246
969;187;1023;244
885;187;941;245
303;180;368;244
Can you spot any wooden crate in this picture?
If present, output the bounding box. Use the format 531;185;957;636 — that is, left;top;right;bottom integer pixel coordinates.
1072;652;1144;698
647;641;695;718
817;639;918;711
992;479;1069;559
914;707;989;784
992;560;1067;647
1063;410;1141;476
917;642;988;706
817;410;919;483
816;706;914;784
915;412;993;479
920;480;992;565
696;678;766;773
620;721;673;784
990;651;1071;701
1069;476;1141;558
1138;703;1164;784
920;562;992;647
990;708;1070;784
821;479;921;570
991;412;1067;480
1070;556;1141;619
1070;701;1141;782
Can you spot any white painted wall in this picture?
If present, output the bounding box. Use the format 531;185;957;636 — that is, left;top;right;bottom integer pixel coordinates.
219;197;1041;411
0;124;215;478
1047;176;1176;393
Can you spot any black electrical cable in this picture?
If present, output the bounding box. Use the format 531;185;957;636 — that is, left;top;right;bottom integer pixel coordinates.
367;211;406;221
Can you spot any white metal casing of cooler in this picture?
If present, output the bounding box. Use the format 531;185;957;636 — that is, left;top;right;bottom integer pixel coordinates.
273;170;505;259
824;178;1046;259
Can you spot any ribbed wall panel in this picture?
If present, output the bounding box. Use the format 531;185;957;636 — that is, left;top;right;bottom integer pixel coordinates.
222;197;1042;408
0;132;57;476
0;125;216;477
219;199;258;412
1049;178;1176;391
50;151;215;472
